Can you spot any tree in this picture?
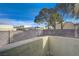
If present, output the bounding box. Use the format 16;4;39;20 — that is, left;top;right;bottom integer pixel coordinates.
58;15;64;30
34;15;44;27
49;12;64;30
34;16;41;24
56;3;79;37
39;8;50;29
51;13;59;30
34;8;64;30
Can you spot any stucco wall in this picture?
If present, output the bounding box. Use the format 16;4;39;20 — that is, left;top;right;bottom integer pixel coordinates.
1;36;79;56
0;36;49;56
49;36;79;56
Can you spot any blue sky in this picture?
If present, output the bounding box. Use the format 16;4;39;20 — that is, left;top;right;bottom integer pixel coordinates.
0;3;57;27
0;3;79;27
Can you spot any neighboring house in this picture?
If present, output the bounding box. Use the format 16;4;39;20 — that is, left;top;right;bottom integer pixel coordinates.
0;25;16;31
56;23;61;29
56;22;79;30
63;22;79;30
49;22;75;29
56;22;79;29
49;22;79;30
14;25;32;31
63;22;75;29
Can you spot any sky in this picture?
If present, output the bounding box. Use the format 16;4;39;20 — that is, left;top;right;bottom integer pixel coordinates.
0;3;57;27
0;3;79;27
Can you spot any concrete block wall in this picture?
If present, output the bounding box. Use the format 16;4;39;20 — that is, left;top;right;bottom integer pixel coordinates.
0;31;23;47
0;31;10;47
0;30;43;47
9;30;43;43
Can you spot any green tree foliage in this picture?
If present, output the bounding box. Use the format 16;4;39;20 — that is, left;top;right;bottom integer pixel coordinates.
34;7;64;30
56;3;79;37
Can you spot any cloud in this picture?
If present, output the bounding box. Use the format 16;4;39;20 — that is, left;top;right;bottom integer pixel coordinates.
0;18;46;27
0;18;34;27
65;17;79;24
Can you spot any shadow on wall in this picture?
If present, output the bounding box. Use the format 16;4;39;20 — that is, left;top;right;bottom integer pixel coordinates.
0;37;49;56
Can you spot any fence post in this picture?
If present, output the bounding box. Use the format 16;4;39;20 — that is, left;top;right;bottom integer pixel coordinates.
74;25;78;38
8;31;10;44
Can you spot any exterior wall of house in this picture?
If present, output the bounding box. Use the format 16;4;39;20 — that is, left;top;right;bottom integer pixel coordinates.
0;25;16;31
56;22;75;29
63;22;75;29
56;23;61;29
